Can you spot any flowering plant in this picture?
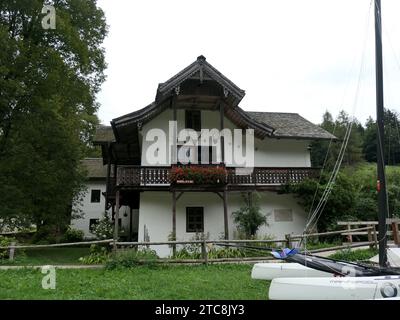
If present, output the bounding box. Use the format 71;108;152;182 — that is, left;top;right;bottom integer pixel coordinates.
91;213;114;239
170;165;227;184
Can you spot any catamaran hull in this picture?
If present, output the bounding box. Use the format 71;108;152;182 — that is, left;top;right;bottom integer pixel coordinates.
251;263;332;280
269;275;400;300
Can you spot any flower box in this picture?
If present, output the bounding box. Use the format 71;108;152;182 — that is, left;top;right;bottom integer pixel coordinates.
176;179;194;184
170;165;227;185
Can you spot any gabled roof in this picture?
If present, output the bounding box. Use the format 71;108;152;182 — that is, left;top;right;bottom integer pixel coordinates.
81;158;108;179
247;112;336;140
157;55;245;104
93;125;115;144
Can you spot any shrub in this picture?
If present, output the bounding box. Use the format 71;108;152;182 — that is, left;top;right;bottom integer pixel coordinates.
106;248;159;269
32;226;57;244
79;244;109;264
0;236;15;259
232;192;268;237
329;248;378;262
91;214;114;239
60;228;84;243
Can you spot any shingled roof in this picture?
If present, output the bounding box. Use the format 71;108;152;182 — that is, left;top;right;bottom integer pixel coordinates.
81;158;108;179
247;112;336;140
93;125;115;144
96;111;335;143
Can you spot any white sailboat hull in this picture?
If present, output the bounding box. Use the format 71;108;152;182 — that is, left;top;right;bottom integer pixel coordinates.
269;275;400;300
388;248;400;267
251;263;332;280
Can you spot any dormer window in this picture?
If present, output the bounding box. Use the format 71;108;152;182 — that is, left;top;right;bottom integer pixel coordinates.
185;110;201;131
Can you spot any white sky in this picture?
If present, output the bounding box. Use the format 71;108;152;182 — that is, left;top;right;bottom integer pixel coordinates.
96;0;400;126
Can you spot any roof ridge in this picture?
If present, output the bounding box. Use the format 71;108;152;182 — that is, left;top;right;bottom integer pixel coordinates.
247;111;300;115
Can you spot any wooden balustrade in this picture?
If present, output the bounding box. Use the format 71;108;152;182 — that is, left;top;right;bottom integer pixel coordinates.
116;165;318;187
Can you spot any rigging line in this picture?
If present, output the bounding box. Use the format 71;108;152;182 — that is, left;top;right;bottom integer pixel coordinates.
303;0;374;231
374;0;392;242
307;52;367;232
303;3;372;237
305;110;355;231
306;124;353;233
376;125;391;240
376;0;400;74
305;119;353;228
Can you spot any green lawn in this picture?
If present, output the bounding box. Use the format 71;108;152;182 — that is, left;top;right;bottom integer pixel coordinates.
1;247;90;266
0;264;268;300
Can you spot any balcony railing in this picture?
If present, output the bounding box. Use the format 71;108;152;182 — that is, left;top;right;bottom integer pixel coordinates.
116;165;319;187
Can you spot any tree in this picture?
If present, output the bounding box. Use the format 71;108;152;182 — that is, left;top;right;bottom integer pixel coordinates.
0;1;108;236
232;192;268;237
363;109;400;165
311;110;364;168
287;172;357;231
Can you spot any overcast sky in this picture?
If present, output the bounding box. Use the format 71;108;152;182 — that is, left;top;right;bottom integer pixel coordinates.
96;0;400;126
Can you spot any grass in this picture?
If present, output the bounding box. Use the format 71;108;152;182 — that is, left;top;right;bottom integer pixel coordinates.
328;248;378;262
0;247;90;266
0;264;268;300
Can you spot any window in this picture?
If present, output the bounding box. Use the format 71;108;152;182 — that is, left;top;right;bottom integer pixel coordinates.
90;189;101;203
89;219;99;232
185;110;201;131
186;207;204;232
274;209;293;222
198;145;215;164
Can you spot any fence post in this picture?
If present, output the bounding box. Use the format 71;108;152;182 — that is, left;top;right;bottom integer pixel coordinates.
368;225;375;249
201;238;208;265
373;225;378;249
346;223;353;244
9;242;15;261
285;234;292;248
392;222;400;245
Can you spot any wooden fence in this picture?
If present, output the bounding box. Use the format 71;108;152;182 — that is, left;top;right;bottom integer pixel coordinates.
1;220;398;264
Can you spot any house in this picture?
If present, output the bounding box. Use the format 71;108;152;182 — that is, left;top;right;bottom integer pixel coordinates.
71;158;139;240
72;55;335;257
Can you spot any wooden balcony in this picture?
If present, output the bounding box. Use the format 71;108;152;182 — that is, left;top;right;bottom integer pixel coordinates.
115;165;319;190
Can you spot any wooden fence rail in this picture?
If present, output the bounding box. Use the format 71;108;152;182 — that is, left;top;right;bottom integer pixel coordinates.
2;221;395;264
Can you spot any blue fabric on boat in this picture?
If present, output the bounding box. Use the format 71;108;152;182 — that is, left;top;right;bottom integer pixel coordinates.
271;248;299;259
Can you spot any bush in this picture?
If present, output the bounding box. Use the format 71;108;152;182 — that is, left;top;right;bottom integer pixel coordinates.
232;192;268;237
329;248;378;262
79;244;109;264
32;226;57;244
0;236;15;259
91;214;114;239
60;228;84;243
106;248;159;269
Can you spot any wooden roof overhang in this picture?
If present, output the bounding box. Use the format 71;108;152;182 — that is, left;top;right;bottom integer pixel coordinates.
104;56;278;164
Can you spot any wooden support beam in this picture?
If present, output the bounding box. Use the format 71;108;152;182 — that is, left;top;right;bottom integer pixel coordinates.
215;192;223;200
172;191;177;256
172;96;177;165
105;142;111;212
113;190;120;252
392;222;400;245
176;192;184;201
219;103;225;163
223;190;229;240
129;207;133;242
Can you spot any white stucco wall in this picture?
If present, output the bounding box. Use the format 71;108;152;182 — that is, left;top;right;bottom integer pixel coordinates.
71;181;138;238
138;191;308;257
140;108;311;167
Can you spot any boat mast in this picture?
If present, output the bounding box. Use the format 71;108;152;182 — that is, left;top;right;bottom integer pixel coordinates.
374;0;388;267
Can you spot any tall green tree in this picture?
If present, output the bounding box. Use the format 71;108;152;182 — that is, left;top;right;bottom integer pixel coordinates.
311;110;364;168
0;1;107;235
363;109;400;165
